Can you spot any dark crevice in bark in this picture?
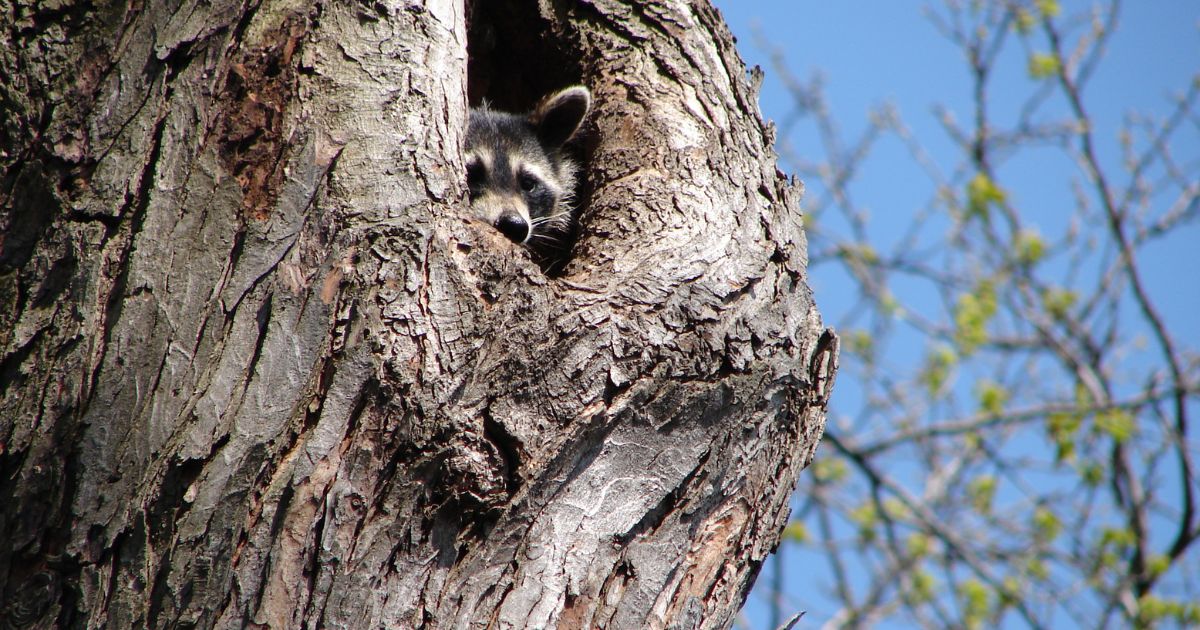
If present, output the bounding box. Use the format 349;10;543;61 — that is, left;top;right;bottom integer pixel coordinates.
302;357;338;432
532;218;583;278
1;569;61;629
602;368;634;406
98;528;127;621
35;415;92;629
157;32;201;84
304;499;331;626
372;408;418;517
145;543;176;629
7;0;95;37
65;207;121;234
342;372;375;441
244;293;275;387
220;227;251;315
352;1;390;24
481;409;523;495
652;381;737;433
268;483;297;542
0;444;72;624
427;435;506;538
480;559;520;628
148;458;205;548
0;165;56;272
619;444;713;546
720;274;763;305
53;566;81;630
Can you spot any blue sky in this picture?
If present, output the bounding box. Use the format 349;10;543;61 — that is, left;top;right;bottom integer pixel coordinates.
715;0;1199;337
709;2;1199;627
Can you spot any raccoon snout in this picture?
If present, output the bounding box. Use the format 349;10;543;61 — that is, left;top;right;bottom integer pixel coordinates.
494;212;530;243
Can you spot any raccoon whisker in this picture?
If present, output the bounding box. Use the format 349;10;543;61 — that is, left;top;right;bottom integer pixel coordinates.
530;229;568;240
528;229;564;242
530;217;570;229
531;210;573;224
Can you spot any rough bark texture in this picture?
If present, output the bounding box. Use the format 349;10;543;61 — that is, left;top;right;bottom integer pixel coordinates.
0;0;835;628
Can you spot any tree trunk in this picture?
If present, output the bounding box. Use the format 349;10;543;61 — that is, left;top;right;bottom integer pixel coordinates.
0;0;834;628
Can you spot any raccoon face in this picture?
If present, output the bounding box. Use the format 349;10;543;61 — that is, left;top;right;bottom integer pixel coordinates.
465;86;591;247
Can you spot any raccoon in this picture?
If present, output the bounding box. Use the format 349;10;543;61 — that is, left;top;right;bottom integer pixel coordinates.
465;86;591;262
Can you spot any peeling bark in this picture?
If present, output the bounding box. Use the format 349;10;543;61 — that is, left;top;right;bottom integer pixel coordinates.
0;1;834;629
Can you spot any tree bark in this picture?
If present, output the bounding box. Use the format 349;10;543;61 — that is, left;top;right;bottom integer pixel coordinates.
0;0;834;628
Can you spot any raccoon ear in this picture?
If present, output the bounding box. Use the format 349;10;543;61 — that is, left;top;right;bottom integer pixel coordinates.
531;86;591;148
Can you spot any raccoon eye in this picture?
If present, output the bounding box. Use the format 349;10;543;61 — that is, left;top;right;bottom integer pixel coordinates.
518;172;541;193
466;160;486;191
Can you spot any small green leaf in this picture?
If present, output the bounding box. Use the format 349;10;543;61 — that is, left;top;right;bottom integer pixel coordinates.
967;173;1007;220
882;498;911;521
1047;411;1082;463
999;577;1021;607
961;578;990;628
812;458;848;484
880;290;903;316
1146;554;1170;578
920;345;957;396
967;475;997;514
1047;412;1081;439
1054;440;1076;463
907;532;931;558
1074;382;1093;406
1014;8;1036;34
1041;287;1077;320
1015;230;1046;265
844;329;875;362
1094;408;1136;443
783;521;809;544
1036;0;1061;18
977;381;1009;415
1138;595;1170;624
1028;53;1061;79
909;570;936;604
840;243;879;265
1100;526;1136;549
1032;507;1062;543
1079;461;1104;486
1026;557;1049;581
851;503;879;542
954;279;998;355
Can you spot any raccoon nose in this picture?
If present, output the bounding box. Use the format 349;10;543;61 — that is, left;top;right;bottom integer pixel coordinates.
494;213;529;243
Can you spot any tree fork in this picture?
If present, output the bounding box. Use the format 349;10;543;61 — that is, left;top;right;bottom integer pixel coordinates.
0;1;833;628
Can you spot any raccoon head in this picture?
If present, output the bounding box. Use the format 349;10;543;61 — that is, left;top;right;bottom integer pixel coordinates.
465;86;591;247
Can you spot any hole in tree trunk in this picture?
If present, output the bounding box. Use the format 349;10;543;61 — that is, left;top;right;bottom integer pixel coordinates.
466;1;594;277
